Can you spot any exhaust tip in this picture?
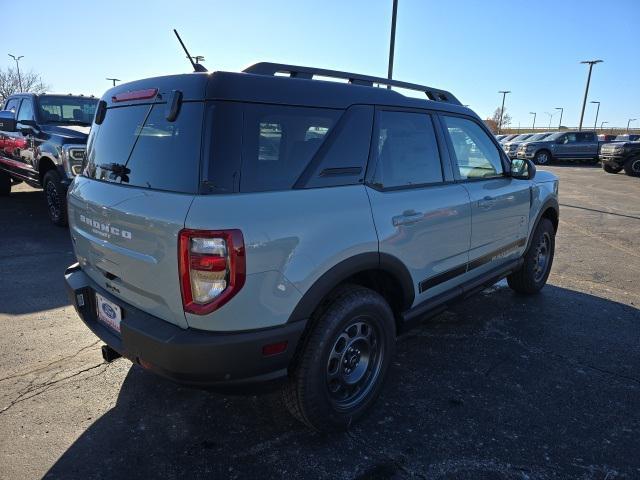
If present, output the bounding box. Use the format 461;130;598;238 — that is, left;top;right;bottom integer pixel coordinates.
101;345;121;363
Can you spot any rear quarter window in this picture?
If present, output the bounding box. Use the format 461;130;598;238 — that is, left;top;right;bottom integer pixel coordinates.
84;102;204;193
240;104;342;192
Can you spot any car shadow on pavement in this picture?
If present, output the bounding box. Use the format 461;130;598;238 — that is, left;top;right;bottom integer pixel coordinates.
43;284;640;479
0;190;75;315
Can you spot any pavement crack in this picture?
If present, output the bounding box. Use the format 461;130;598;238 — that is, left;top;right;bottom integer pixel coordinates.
0;362;108;416
0;340;101;383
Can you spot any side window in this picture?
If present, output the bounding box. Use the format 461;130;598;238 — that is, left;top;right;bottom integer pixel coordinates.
564;133;578;144
577;132;595;142
442;116;504;179
17;99;34;123
241;104;341;192
371;110;443;188
4;98;20;115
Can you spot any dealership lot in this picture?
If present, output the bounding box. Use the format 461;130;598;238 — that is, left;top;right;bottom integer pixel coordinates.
0;165;639;479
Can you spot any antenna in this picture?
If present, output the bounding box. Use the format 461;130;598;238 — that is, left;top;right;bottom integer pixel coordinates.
173;29;207;72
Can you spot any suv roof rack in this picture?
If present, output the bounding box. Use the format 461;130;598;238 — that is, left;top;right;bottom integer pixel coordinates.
243;62;462;106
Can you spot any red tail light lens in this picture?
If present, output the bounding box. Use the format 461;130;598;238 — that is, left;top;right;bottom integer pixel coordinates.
112;88;158;103
178;229;246;315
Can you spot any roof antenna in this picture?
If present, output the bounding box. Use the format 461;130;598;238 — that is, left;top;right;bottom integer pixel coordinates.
173;29;207;72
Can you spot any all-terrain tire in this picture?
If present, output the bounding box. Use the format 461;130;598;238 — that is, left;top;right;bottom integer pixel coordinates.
602;164;623;174
623;157;640;177
507;218;555;294
283;284;395;432
43;170;68;226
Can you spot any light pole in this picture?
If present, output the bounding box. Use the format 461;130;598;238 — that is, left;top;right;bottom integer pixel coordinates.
600;121;608;131
106;78;121;87
529;112;536;130
555;107;563;130
497;90;510;134
590;101;600;131
545;112;554;129
387;0;398;88
8;54;23;92
578;59;603;131
628;118;637;133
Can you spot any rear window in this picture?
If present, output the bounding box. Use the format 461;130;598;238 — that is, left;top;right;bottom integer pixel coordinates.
84;102;203;193
241;104;341;192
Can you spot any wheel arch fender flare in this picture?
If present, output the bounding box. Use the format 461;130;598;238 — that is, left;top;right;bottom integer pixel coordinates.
287;252;415;324
526;197;559;251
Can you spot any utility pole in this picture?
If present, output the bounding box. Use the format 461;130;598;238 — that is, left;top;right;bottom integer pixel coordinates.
628;118;637;133
555;107;563;130
8;54;23;92
529;112;536;130
590;101;600;131
106;78;121;87
387;0;398;89
497;90;510;134
578;60;603;131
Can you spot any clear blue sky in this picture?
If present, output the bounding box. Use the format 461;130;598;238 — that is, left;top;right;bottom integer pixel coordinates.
4;0;638;128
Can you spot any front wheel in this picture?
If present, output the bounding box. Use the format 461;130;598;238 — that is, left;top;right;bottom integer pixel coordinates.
508;218;555;294
623;157;640;177
283;285;395;432
603;164;622;174
43;170;68;226
533;150;552;165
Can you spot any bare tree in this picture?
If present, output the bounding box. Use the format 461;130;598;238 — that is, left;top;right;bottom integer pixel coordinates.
488;106;512;132
0;67;48;104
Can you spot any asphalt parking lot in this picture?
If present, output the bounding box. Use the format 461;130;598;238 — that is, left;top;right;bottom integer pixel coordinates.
1;165;639;480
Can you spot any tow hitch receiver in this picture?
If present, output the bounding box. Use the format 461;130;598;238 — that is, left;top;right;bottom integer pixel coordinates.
101;345;122;363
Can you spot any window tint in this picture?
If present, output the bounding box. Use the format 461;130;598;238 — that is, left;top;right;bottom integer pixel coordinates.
577;132;595;142
38;96;98;125
371;111;443;188
443;116;504;179
84;102;203;193
299;105;373;189
17;99;34;122
4;98;19;115
241;104;341;192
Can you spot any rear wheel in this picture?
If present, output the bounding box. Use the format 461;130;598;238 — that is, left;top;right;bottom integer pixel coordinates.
533;150;551;165
43;170;68;226
508;218;555;294
623;157;640;177
0;170;10;195
603;164;622;174
283;285;395;432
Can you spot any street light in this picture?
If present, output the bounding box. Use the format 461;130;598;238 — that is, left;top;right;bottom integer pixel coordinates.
545;112;554;129
578;59;603;131
529;112;536;130
106;78;121;87
8;54;23;92
555;107;564;130
497;90;511;134
628;118;637;133
590;101;600;131
600;121;608;130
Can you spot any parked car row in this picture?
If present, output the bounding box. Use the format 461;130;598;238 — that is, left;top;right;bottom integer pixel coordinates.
494;131;640;176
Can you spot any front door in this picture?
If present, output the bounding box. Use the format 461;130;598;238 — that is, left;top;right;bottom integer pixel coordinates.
440;114;530;278
366;108;472;305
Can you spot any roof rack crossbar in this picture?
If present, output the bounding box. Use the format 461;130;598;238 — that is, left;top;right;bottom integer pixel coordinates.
243;62;462;105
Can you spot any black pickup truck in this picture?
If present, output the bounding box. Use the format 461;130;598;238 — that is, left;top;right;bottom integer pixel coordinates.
599;136;640;177
0;93;98;225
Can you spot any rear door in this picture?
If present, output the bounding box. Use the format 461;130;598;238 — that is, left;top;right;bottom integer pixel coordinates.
440;114;530;278
366;108;471;304
576;131;598;158
68;97;204;328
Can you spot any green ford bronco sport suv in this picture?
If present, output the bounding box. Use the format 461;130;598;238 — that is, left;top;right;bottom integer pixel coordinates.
64;63;559;431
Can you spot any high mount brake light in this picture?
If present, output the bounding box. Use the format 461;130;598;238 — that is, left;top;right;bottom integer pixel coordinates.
178;229;246;315
112;88;158;103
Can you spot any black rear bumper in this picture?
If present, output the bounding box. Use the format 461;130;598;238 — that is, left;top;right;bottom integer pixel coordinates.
64;263;306;388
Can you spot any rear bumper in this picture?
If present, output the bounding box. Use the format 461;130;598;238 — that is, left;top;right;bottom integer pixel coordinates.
64;263;306;387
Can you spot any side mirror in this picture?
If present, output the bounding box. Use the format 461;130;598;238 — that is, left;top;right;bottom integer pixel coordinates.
0;111;17;132
511;158;536;180
18;119;37;135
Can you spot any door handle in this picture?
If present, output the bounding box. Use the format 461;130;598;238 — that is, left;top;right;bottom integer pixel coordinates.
392;210;424;226
478;196;496;209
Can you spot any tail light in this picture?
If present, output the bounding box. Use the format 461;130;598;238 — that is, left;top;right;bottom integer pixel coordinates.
178;229;245;315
